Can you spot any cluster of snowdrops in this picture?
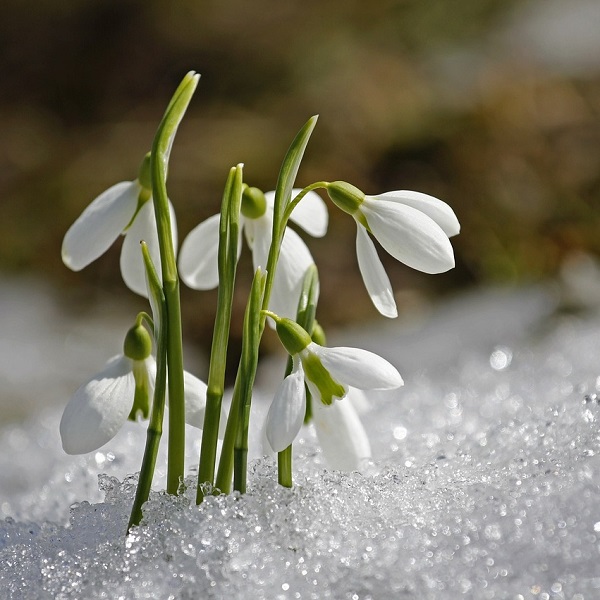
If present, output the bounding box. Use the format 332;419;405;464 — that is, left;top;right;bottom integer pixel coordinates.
59;72;460;529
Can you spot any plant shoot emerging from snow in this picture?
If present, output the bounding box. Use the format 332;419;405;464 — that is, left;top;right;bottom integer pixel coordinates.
60;70;460;530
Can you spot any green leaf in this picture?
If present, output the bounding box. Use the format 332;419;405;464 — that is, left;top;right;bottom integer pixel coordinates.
272;115;318;231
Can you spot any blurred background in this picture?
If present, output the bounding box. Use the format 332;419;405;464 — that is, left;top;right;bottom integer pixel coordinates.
1;0;600;398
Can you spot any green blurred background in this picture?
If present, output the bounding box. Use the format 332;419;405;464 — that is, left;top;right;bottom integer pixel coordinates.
2;0;599;358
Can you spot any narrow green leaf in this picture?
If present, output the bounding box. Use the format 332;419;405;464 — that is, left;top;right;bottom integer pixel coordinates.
272;115;318;230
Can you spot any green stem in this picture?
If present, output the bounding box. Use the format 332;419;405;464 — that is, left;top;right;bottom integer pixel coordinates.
197;164;243;503
277;446;293;488
233;269;265;493
128;244;168;530
215;267;265;494
216;117;318;496
283;181;328;224
275;265;320;488
150;71;199;494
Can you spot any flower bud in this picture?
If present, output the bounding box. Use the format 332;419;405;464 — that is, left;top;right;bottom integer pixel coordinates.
123;324;153;361
326;181;365;215
241;186;267;219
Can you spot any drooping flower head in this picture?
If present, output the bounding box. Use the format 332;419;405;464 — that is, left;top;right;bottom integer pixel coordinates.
326;181;460;318
61;153;178;297
263;313;404;455
59;319;211;455
178;186;328;320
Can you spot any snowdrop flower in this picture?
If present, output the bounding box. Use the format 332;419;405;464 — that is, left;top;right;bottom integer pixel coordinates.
326;182;460;318
178;186;328;319
61;153;177;297
264;314;403;454
60;322;210;455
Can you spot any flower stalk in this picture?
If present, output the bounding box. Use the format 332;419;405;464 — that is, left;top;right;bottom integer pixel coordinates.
150;71;199;494
128;242;167;530
277;264;320;487
196;164;243;502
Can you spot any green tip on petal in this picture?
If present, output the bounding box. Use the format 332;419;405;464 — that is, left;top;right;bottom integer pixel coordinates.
302;352;346;405
326;181;365;215
123;323;153;361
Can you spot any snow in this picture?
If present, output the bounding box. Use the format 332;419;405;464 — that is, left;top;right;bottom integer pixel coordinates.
2;275;600;599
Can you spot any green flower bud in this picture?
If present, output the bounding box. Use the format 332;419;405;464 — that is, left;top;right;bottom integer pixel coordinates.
275;317;313;356
138;152;152;191
326;181;365;216
302;352;346;406
123;324;153;361
241;186;267;219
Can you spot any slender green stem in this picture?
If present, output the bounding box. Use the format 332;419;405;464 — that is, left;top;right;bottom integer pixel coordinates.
276;265;320;487
215;267;265;494
277;447;293;488
197;164;243;503
163;281;186;494
283;181;328;224
150;71;199;494
128;243;168;530
233;269;265;493
214;117;319;497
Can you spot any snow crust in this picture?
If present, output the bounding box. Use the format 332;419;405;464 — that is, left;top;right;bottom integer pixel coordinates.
2;283;600;599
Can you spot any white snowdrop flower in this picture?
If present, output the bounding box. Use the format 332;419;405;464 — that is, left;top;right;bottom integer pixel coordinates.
178;187;328;319
326;182;460;318
61;154;178;297
60;324;211;455
264;315;403;454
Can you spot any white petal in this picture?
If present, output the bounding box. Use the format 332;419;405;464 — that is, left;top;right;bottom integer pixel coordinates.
356;225;398;318
178;214;221;290
120;199;178;297
59;355;134;454
269;227;317;321
361;198;455;274
346;386;371;415
62;181;140;271
376;191;460;237
289;189;329;237
263;190;276;211
312;399;371;471
310;343;404;390
265;359;307;452
248;214;272;269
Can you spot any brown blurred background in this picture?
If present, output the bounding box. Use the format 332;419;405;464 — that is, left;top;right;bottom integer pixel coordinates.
1;0;599;363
